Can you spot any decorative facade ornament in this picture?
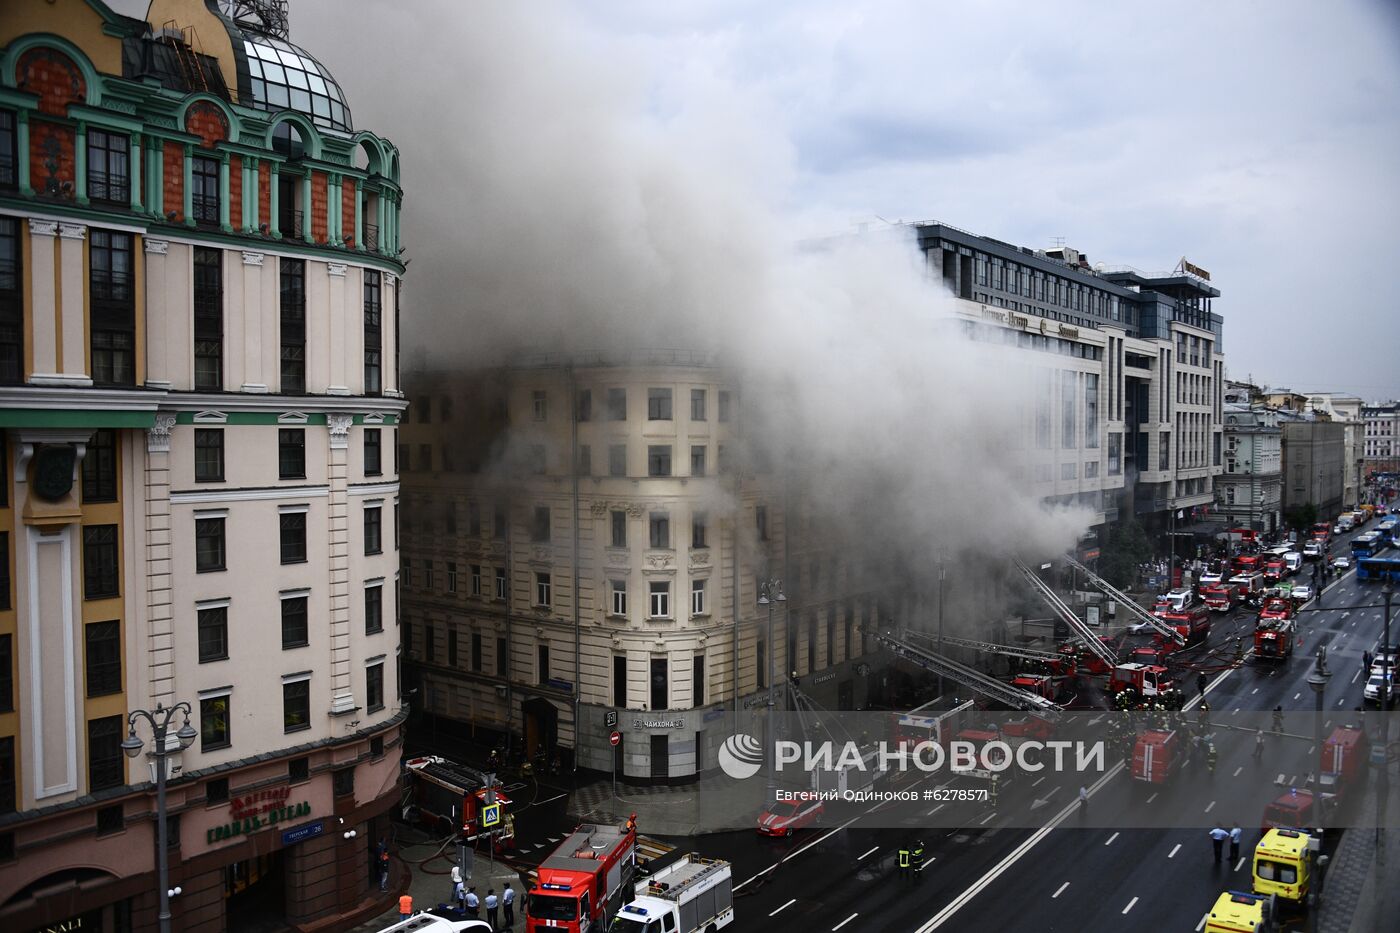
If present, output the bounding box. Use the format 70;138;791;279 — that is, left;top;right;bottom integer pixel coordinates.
241;251;264;266
147;413;178;453
385;272;397;287
645;555;676;570
27;219;58;237
531;546;551;562
590;502;609;516
144;238;170;255
57;223;87;240
689;551;711;568
626;503;644;518
327;414;354;449
605;551;631;568
327;262;348;277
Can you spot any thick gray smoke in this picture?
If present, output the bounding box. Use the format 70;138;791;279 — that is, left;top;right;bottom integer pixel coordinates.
298;2;1093;615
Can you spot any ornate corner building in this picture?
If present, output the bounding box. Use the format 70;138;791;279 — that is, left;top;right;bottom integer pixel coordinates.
0;1;407;930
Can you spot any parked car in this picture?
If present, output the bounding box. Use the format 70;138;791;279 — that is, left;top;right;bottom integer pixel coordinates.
1290;584;1315;602
756;797;825;836
1364;673;1393;705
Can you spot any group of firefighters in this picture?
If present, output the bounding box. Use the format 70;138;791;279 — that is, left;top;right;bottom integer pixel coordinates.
896;840;926;878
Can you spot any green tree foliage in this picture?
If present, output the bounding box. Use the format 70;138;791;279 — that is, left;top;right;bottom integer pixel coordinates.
1099;517;1151;590
1285;503;1318;532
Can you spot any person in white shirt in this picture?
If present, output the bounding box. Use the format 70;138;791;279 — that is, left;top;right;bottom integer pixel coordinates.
485;889;500;928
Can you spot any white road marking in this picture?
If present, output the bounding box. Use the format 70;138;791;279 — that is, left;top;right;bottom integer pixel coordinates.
1233;766;1243;777
1205;800;1216;813
857;846;879;860
1104;832;1119;846
979;812;994;825
1146;792;1158;804
1052;882;1070;898
1196;915;1207;932
1308;746;1315;755
927;804;945;816
833;914;859;931
921;856;936;870
1338;698;1347;706
1123;897;1139;915
1235;857;1246;872
1294;692;1302;701
1252;687;1259;695
771;899;796;916
1032;776;1046;787
1168;843;1182;858
1353;670;1362;684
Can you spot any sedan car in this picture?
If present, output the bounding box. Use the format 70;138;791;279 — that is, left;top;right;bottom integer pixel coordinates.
1364;673;1393;704
1290;584;1315;601
756;796;825;836
1331;556;1352;570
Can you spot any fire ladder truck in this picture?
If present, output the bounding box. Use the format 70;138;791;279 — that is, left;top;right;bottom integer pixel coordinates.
871;628;1058;711
900;629;1074;702
1061;555;1186;647
1012;559;1119;671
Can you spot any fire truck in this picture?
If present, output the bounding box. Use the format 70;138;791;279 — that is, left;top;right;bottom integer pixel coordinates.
1108;662;1174;700
526;821;637;933
1200;582;1239;613
1130;729;1190;784
1316;724;1369;806
1253;617;1295;662
1153;600;1212;644
403;756;514;851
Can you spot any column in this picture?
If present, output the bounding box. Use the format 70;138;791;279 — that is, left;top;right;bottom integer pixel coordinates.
327;414;355;713
269;162;281;238
145;415;178;709
74;121;88;205
353;183;363;252
375;194;386;255
57;224;87;379
182;145;194;227
25;220;58;376
218;152;231;233
327;174;340;245
147;138;163;219
17;110;32;196
302;171;314;244
247;157;260;232
129;133;143;213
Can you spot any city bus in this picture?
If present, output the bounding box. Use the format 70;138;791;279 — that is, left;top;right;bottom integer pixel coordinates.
1356;557;1400;584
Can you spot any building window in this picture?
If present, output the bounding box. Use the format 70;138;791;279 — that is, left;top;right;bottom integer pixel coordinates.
190;429;228;486
367;662;384;712
0;218;21;385
538;644;550;684
650;658;667;710
191;156;220;225
94;804;123;836
278;428;306;479
470;564;482;596
691;578;706;616
607;388;627;421
363;429;383;476
364;504;382;555
87;715;124;792
577;444;591;476
288;757;309;784
610;510;627;548
649;512;670;548
613;655;627;707
280;510;307;564
756;505;768;541
1061;371;1078;449
200;695;231;750
333;769;355;798
649;581;670;618
611;580;627;616
1159;432;1170;472
647;445;672;477
535;572;551;607
756;639;766;689
609;444;626;477
364;270;382;395
532;506;551;542
365;583;383;634
280;258;306;393
691;512;707;549
88;129;130;204
192;247;223;390
281;593;309;648
90;230;135;385
206;777;229;804
0;110;15;190
647;388;673;420
690;389;707;421
693;655;704;707
495;567;507;600
718;391;732;422
1084;373;1100;449
283;678;310;732
1108;433;1122;476
447;562;458;593
82;429;118;503
83;525;119;599
423;559;434;589
195;516;226;572
576;389;592;422
493;505;507;540
532;390;547;421
85;620;121;697
197;604;228;662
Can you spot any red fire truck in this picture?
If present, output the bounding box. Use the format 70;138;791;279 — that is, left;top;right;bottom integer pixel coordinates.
1317;724;1369;803
1253;617;1295;662
527;821;637;933
403;756;514;851
1131;729;1189;784
1108;662;1173;699
1154;601;1212;645
1200;583;1239;613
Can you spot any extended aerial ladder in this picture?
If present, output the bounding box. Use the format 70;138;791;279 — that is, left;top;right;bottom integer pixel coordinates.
1013;559;1118;669
903;628;1066;665
872;629;1058;711
1061;555;1185;646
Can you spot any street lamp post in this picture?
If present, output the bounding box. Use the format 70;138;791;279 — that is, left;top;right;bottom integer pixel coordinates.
1383;582;1394;717
122;702;198;933
936;556;947;699
758;579;786;796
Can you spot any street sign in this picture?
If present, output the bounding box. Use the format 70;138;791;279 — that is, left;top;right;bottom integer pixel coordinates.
605;710;618;728
609;731;621;747
480;803;501;828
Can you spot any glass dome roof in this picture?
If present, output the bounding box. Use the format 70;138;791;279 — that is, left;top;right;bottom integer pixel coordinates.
239;32;351;133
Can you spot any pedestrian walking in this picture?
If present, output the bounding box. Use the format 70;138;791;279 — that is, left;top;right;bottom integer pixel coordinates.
1253;729;1265;760
1364;650;1374;672
450;864;463;905
378;846;390;892
486;889;500;929
1209;826;1228;863
399;893;414;921
465;886;479;918
1230;824;1242;861
503;882;516;930
1078;785;1089;813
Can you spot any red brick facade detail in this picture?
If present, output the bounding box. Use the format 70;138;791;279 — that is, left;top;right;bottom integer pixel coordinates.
184;102;229;149
163;141;185;223
258;163;272;230
28;120;75;199
341;179;356;246
17;48;85;116
310;171;328;243
228;155;243;230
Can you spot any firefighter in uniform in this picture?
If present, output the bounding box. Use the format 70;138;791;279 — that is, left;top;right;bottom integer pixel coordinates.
1206;743;1218;775
912;840;925;873
897;846;911;879
989;774;1000;810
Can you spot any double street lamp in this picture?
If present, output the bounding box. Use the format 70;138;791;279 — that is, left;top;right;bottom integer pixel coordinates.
122;702;198;933
758;579;786;795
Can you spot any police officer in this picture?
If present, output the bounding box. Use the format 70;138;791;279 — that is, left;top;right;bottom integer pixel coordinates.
502;882;516;930
465;886;480;918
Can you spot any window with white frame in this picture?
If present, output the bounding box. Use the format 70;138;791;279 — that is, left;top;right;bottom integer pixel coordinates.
649;580;670;618
532;390;547;421
691;578;706;615
447;562;458;594
470;564;482;596
535;572;551;607
611;579;627;616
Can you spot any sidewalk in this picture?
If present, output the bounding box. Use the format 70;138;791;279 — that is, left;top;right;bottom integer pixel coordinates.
1317;771;1399;933
345;826;525;933
567;772;737;838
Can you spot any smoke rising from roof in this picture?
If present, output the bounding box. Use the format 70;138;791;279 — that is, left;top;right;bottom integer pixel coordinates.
302;1;1093;613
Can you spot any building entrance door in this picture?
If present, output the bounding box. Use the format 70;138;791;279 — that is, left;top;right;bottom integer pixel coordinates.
224;850;286;932
650;735;669;782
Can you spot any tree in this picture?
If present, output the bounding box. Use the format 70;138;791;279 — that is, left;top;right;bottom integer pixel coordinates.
1285;503;1318;533
1099;517;1152;590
